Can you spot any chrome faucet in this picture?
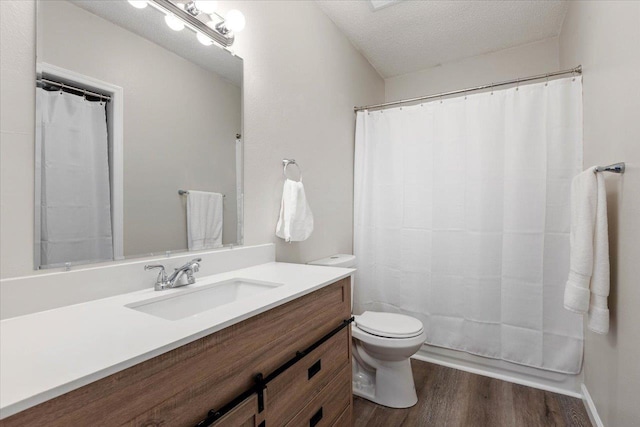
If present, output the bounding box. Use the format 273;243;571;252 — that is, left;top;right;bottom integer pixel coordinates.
144;258;202;291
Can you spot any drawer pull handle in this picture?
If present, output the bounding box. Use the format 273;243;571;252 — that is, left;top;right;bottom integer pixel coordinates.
310;407;323;427
308;360;322;380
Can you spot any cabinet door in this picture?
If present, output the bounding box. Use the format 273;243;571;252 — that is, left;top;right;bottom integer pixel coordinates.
211;393;265;427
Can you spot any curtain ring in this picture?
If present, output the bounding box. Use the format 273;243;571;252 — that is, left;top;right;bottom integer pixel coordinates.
516;78;520;91
491;83;494;95
59;83;64;95
545;75;549;86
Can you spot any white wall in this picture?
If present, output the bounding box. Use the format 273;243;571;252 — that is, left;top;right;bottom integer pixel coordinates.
230;1;384;264
39;0;240;257
0;0;37;279
385;38;559;102
0;0;384;281
559;2;640;426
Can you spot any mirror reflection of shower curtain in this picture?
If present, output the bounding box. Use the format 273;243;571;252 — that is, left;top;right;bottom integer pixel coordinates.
36;88;113;267
354;77;584;374
236;136;243;244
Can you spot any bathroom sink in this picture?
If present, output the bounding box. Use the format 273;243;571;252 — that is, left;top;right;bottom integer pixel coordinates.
126;278;283;321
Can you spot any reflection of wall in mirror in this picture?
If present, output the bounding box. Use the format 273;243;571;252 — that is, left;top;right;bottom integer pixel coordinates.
38;0;241;256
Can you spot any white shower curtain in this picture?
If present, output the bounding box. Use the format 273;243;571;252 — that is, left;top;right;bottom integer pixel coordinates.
354;77;584;374
37;88;113;267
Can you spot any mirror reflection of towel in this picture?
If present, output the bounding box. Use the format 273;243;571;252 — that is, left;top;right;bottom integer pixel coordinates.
276;179;314;242
187;191;223;250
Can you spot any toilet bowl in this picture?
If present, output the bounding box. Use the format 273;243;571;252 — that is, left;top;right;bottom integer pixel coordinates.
309;254;426;409
351;311;426;408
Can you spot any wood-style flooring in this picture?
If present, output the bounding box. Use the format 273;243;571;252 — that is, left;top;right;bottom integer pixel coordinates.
353;359;592;427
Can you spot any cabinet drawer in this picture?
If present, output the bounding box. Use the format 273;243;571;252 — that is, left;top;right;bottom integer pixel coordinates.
331;405;351;427
210;392;265;427
268;328;350;426
284;364;351;427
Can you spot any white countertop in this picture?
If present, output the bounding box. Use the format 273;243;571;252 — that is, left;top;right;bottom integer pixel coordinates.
0;262;354;419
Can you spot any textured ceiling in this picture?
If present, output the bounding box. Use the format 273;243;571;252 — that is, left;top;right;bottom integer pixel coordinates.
315;0;569;78
70;0;242;86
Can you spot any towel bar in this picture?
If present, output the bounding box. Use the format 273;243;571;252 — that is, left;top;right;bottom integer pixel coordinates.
594;162;625;174
178;190;225;197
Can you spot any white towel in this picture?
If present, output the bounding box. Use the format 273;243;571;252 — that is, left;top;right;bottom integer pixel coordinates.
563;166;610;334
276;179;313;242
187;191;223;250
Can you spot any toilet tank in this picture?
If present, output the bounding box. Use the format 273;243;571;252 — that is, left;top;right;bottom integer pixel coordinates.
308;254;356;268
308;254;356;310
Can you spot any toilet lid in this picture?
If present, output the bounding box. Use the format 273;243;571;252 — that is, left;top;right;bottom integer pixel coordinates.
355;311;424;338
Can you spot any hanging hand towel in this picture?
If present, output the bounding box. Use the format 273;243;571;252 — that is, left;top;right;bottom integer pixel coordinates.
563;167;610;334
187;191;224;250
276;179;314;242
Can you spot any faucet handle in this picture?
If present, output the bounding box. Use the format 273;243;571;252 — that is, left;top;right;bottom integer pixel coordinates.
185;269;197;285
179;258;201;273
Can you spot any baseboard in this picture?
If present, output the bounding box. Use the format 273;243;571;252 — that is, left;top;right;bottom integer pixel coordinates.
412;344;582;398
581;384;604;427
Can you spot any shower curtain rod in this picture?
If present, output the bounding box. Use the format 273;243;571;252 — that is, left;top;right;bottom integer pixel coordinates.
36;78;112;102
353;65;582;112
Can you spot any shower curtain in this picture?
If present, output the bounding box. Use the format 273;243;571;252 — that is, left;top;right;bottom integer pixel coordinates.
37;88;113;267
354;77;584;374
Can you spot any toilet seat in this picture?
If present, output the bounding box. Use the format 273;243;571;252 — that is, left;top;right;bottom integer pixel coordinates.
355;311;424;339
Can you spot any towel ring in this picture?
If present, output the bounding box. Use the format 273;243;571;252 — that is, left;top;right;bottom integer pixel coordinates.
283;159;302;182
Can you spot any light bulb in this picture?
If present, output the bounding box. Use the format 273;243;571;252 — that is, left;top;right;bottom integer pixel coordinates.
128;0;147;9
164;14;185;31
197;32;213;46
194;0;217;14
224;9;245;33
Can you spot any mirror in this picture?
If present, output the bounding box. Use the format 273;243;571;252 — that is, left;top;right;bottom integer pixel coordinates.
35;0;243;269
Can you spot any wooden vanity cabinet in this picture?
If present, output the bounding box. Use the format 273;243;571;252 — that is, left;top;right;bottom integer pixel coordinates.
1;278;353;427
211;393;265;427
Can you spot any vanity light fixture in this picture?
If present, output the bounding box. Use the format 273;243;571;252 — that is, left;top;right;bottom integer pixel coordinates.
196;32;213;46
164;13;185;31
191;0;218;15
130;0;245;47
215;9;246;35
196;23;215;45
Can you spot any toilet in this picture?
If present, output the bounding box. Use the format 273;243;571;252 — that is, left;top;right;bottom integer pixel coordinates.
309;254;427;408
